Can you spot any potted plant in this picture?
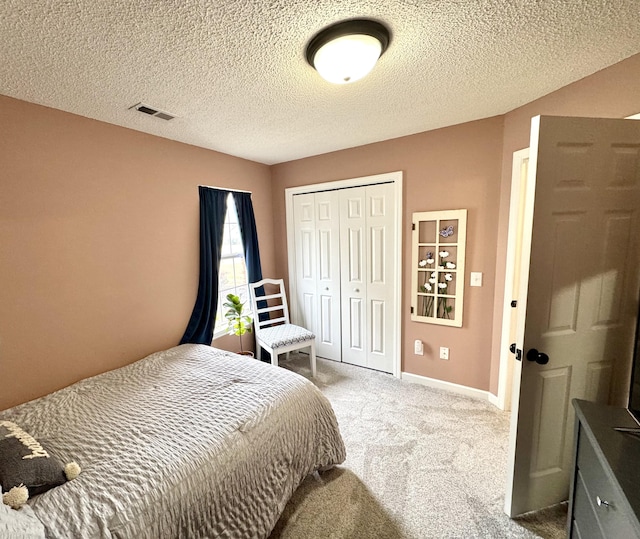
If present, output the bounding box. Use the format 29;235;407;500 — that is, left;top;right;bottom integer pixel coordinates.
223;293;253;356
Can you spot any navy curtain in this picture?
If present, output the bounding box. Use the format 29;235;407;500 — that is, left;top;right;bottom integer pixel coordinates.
232;192;263;286
180;187;228;345
232;191;269;359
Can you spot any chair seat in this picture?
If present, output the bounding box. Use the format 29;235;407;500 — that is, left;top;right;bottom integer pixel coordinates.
258;324;315;349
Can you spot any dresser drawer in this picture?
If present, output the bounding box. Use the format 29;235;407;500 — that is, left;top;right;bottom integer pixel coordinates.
573;470;602;539
577;432;636;537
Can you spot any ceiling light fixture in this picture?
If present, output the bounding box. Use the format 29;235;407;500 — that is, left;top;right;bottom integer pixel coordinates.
305;19;391;84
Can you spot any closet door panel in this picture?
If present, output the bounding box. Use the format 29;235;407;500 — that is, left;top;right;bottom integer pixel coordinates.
315;191;341;361
340;188;367;367
293;194;317;332
366;183;396;373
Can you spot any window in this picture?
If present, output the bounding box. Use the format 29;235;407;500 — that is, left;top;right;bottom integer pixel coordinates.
213;194;251;338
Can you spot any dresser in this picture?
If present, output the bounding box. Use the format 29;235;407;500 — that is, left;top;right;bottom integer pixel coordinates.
569;399;640;538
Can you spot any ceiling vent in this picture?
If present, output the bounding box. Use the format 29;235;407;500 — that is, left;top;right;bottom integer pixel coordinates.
129;102;176;121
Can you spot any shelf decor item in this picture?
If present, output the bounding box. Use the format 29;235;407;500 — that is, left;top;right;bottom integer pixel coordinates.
411;209;467;327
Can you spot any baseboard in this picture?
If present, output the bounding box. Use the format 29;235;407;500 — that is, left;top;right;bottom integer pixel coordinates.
487;392;500;408
401;372;490;401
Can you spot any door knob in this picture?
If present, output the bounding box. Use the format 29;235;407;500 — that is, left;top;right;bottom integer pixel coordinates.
526;348;549;365
355;288;360;293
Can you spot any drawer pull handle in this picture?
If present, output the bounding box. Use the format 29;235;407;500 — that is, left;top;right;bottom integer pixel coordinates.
596;496;610;508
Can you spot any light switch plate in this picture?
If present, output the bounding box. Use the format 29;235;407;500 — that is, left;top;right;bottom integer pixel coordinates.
470;272;483;287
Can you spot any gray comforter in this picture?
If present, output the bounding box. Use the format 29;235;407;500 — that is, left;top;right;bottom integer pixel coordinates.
0;344;346;538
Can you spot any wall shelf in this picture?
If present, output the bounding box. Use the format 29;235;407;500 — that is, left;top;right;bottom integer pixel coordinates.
411;209;467;327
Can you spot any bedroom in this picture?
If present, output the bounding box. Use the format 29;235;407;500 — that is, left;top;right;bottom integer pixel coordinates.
2;1;640;537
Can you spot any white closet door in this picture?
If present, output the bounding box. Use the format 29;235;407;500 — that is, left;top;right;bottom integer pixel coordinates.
292;193;316;332
340;187;368;367
365;183;396;372
340;184;396;372
315;190;341;361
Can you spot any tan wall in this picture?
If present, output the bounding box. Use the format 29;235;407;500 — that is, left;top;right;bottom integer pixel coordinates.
489;53;640;395
3;53;640;410
0;96;273;410
271;117;504;391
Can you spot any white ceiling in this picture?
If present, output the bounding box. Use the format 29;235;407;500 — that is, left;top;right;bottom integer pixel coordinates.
1;1;639;165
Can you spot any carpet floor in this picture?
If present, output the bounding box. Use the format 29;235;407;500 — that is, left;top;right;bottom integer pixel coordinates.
270;355;567;539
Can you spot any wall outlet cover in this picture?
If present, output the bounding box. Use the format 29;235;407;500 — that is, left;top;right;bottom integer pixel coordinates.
439;347;449;360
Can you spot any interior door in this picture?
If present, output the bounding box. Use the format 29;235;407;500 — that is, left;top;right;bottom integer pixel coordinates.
292;193;316;332
340;187;367;367
365;183;396;372
505;116;640;516
314;190;341;361
340;184;396;372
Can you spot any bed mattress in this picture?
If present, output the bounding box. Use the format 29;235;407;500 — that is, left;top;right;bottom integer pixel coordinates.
0;344;345;538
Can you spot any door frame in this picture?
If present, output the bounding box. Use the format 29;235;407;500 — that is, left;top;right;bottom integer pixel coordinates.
285;171;404;378
504;116;541;517
495;149;530;411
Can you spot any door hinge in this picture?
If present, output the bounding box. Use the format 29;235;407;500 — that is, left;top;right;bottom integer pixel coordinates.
509;343;522;361
410;306;414;314
511;300;517;308
412;223;415;231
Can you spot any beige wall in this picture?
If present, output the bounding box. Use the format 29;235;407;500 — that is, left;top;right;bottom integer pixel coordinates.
0;96;273;410
271;117;505;391
489;53;640;395
272;53;640;396
3;53;640;410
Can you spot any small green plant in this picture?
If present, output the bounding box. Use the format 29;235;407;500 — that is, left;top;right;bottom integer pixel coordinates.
223;293;253;353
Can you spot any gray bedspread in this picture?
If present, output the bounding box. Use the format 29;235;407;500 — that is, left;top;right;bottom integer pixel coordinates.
0;344;346;538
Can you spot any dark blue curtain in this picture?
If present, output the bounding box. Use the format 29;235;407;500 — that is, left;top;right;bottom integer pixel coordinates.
180;187;228;345
232;192;263;285
232;191;269;359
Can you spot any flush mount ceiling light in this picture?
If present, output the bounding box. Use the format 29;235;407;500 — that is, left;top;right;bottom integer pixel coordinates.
305;19;391;84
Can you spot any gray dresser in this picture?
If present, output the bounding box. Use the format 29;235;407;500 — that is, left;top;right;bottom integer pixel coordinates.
569;399;640;538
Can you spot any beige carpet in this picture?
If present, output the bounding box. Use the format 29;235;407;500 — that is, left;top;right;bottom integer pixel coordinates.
270;355;567;539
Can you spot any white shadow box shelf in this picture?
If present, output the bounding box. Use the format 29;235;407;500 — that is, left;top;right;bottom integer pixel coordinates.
411;209;467;327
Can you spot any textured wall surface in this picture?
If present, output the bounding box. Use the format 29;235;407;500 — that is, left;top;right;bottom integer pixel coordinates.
0;96;273;410
271;117;504;392
0;1;639;164
2;54;640;410
273;54;640;394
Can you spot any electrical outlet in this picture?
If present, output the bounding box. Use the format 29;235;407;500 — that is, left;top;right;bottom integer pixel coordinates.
414;339;424;355
439;347;449;360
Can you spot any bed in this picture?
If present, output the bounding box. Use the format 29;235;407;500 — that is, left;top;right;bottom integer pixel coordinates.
0;344;346;538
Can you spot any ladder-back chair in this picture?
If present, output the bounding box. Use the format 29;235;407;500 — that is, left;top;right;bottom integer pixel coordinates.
248;278;316;377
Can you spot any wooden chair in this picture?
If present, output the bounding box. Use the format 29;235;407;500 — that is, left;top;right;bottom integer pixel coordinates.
248;278;316;377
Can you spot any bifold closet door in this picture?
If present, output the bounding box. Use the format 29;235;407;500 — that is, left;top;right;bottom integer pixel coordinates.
340;183;396;372
292;192;341;361
292;193;317;332
314;190;341;361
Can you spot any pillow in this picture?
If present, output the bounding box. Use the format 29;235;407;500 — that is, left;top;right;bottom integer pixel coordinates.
0;421;67;497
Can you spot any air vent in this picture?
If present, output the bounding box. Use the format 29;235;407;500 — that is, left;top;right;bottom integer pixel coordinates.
129;102;176;121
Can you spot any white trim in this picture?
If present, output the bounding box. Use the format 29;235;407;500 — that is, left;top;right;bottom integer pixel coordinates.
625;113;640;119
285;171;403;378
488;392;500;407
504;116;540;517
495;148;529;411
401;372;490;401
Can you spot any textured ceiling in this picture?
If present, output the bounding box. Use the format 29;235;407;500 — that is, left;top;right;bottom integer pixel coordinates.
1;1;639;165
